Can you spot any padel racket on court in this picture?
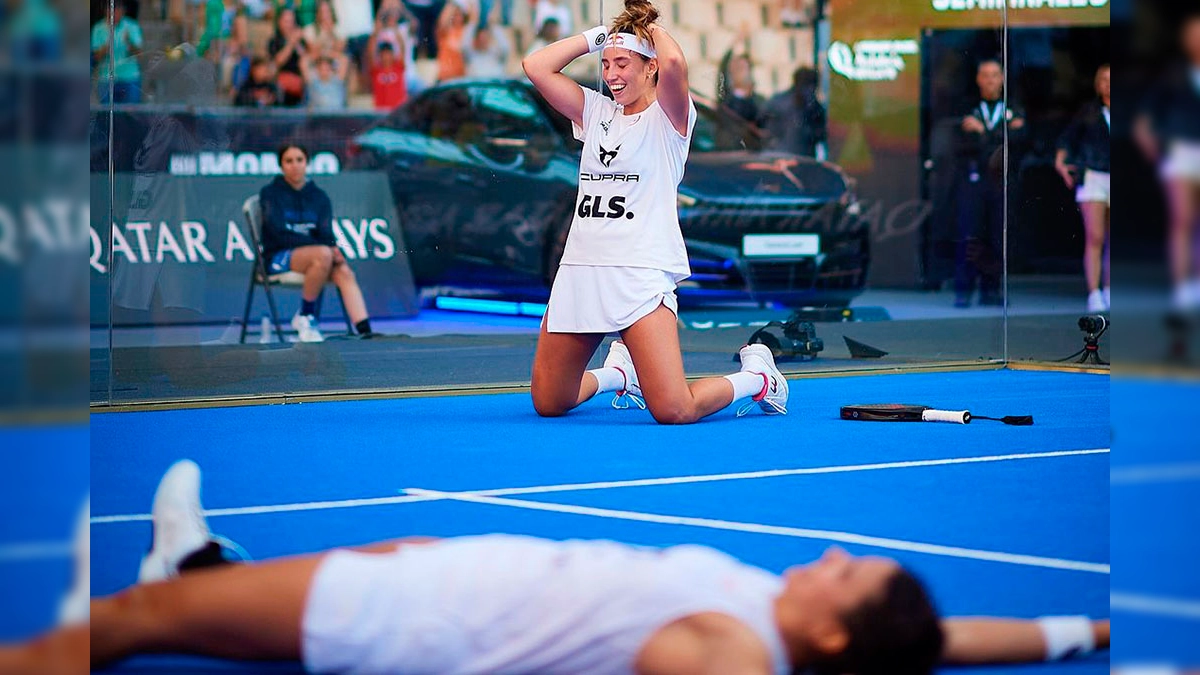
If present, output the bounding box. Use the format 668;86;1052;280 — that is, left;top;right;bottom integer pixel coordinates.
840;403;1033;425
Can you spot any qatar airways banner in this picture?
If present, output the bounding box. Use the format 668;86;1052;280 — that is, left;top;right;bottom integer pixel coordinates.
90;172;419;326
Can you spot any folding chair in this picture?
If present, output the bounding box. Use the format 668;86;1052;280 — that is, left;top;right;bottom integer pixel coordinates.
239;194;354;343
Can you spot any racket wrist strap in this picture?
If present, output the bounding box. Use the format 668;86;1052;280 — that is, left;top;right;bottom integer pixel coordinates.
1038;616;1095;661
583;25;609;53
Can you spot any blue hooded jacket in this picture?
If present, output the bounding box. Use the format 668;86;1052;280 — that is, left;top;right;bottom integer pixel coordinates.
259;175;335;264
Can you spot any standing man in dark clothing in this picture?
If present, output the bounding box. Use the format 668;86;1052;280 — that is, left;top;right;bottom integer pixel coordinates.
953;58;1025;307
761;66;827;159
260;144;375;342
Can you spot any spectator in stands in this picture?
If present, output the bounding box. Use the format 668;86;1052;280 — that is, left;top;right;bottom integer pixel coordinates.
523;15;559;57
377;0;427;96
217;11;254;94
303;51;349;108
10;0;63;63
465;22;510;78
91;0;143;103
333;0;375;78
403;0;447;59
233;55;280;106
304;0;346;55
241;0;271;18
365;26;407;109
761;66;827;158
261;144;376;342
271;0;318;26
268;7;308;105
435;0;473;82
196;0;238;57
532;0;570;34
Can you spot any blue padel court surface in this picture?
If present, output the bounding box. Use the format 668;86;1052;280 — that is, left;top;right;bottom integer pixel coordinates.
36;369;1121;672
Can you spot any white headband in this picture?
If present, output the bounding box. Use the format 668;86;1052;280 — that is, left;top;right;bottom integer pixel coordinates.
604;31;657;59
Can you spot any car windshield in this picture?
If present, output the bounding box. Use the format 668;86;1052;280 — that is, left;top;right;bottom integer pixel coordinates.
689;93;766;153
386;82;766;155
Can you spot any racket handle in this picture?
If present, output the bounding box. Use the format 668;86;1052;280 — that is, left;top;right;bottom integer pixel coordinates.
921;409;970;424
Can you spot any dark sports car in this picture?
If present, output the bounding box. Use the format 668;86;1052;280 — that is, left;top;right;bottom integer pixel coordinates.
347;78;868;307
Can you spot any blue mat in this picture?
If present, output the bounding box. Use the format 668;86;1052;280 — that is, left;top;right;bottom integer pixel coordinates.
85;370;1111;672
0;426;89;641
1111;378;1200;667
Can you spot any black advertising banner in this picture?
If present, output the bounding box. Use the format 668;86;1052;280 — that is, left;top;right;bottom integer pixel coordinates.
90;172;419;326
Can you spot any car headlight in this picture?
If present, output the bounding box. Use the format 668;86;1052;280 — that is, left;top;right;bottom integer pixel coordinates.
838;183;861;215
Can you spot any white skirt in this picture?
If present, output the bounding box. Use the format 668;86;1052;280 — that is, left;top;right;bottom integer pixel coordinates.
1161;141;1200;181
1076;169;1110;205
545;264;683;333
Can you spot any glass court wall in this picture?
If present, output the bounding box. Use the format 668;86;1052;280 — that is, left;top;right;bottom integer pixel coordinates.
90;0;1111;405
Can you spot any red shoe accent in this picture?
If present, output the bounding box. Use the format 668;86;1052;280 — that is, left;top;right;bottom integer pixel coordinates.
613;366;628;394
751;372;769;401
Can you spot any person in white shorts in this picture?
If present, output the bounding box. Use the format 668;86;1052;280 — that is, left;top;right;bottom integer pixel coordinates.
1136;13;1200;310
1055;64;1111;312
522;0;789;425
52;460;1112;675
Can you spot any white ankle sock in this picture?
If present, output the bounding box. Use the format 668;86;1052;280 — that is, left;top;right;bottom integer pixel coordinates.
725;371;767;401
589;367;627;394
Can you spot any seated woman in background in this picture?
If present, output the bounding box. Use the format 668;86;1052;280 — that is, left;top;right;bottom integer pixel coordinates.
259;144;375;342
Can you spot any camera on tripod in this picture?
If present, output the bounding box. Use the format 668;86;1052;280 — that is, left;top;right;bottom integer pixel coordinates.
1078;315;1108;336
742;313;825;362
1060;315;1109;365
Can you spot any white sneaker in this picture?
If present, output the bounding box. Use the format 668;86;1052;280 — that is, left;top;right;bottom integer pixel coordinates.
603;340;645;410
1102;287;1110;310
1087;289;1106;313
736;343;788;416
57;497;90;626
138;460;212;583
291;313;325;343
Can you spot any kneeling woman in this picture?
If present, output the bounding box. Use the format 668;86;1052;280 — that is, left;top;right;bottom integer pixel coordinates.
523;0;788;425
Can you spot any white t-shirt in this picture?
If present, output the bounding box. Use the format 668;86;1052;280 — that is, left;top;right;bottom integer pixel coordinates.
331;0;372;38
561;86;697;277
303;535;791;674
534;0;573;33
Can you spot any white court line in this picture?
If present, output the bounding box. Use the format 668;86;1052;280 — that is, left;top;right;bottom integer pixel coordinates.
474;448;1109;497
91;494;435;523
91;448;1109;525
0;541;72;562
1111;463;1200;485
407;488;1111;574
1111;592;1200;620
